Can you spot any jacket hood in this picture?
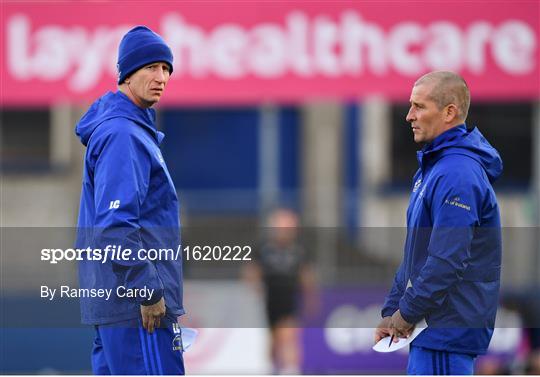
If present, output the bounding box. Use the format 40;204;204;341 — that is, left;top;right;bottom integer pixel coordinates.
419;124;503;183
75;91;162;146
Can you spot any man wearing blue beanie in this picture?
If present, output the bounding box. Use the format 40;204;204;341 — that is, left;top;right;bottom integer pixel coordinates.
117;25;174;105
75;25;185;374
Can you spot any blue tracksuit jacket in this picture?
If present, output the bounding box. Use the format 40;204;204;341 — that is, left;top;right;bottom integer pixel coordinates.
75;91;184;325
382;124;503;355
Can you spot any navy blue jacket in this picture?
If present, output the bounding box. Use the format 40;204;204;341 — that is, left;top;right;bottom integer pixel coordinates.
382;124;502;355
75;91;184;325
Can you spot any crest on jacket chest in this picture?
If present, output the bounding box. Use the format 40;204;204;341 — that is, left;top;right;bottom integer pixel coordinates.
155;150;165;164
413;178;422;193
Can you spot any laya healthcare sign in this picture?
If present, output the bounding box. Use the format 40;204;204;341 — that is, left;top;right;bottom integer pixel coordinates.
1;1;538;105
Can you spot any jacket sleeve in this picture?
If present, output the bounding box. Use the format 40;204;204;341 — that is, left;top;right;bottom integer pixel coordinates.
398;168;481;324
381;261;405;317
90;123;163;305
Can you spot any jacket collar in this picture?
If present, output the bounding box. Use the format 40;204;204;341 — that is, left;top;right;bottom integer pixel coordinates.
116;91;165;144
416;123;468;170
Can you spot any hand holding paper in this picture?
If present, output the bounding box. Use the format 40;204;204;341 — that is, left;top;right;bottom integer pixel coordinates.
390;309;415;339
372;319;427;353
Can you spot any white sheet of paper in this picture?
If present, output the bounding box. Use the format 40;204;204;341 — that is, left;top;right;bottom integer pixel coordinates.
372;320;427;353
181;327;198;352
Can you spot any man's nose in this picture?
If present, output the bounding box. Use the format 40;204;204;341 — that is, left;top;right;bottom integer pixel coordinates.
406;108;414;122
154;67;168;83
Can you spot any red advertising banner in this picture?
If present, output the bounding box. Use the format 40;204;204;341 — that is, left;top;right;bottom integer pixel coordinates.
1;1;539;105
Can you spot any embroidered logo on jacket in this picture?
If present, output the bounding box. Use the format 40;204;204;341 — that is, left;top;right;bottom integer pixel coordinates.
156;151;165;164
413;178;422;193
108;200;120;209
444;196;471;211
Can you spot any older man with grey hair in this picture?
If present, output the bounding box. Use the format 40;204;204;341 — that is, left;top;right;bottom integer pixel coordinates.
375;71;503;375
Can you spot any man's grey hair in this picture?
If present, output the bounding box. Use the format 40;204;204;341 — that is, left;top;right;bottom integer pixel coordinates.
415;71;471;121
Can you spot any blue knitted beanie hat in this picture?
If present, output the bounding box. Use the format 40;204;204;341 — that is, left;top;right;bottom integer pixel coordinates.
117;26;173;84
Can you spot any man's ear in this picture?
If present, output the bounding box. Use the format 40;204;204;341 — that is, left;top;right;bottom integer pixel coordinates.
445;104;459;123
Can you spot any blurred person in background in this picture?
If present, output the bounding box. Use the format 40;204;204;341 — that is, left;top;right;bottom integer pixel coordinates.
75;26;185;374
374;71;503;375
525;349;540;375
244;208;317;374
500;287;540;374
